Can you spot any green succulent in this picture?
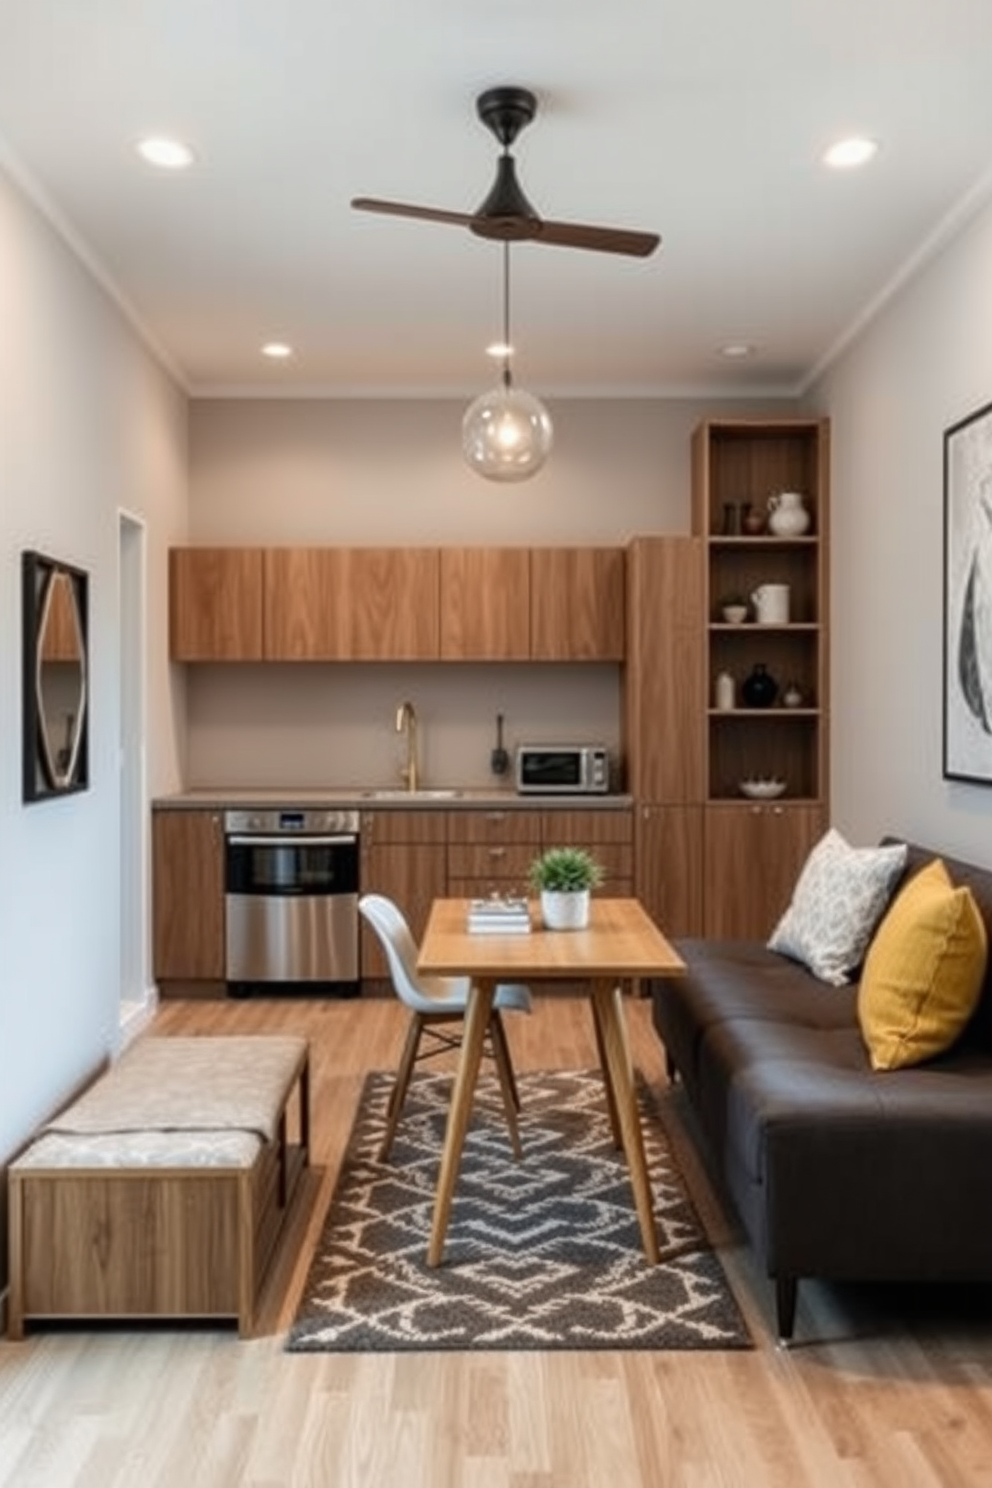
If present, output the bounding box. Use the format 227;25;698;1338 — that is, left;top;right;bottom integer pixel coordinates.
528;846;604;894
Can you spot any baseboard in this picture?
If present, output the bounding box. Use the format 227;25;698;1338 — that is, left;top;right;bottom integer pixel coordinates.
117;984;159;1051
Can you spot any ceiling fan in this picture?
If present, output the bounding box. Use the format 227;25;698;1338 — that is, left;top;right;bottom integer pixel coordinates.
351;85;661;259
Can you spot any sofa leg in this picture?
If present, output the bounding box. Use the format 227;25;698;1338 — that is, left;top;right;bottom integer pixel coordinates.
775;1276;797;1343
664;1050;678;1083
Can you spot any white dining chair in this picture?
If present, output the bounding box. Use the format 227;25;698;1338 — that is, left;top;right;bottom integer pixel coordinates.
358;892;532;1161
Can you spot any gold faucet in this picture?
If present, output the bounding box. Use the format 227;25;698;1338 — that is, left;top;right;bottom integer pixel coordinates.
395;700;419;792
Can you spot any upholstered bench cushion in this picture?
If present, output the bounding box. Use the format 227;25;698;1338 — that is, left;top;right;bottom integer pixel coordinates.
13;1129;262;1170
41;1035;308;1144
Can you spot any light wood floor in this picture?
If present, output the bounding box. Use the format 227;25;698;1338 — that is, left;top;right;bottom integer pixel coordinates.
4;993;992;1488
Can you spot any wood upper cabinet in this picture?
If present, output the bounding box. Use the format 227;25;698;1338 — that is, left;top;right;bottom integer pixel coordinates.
530;547;626;660
703;802;824;940
264;548;440;660
169;548;264;661
624;536;705;804
439;548;531;660
152;809;225;980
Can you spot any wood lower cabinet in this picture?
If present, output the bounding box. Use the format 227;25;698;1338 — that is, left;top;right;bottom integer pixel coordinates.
703;803;824;940
264;548;440;660
635;804;703;938
152;809;225;982
359;810;448;978
169;549;264;661
447;807;543;900
530;548;626;660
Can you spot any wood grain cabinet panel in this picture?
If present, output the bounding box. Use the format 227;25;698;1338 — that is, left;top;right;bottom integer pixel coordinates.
635;804;703;938
624;537;706;804
703;802;824;939
530;548;626;660
440;548;531;659
264;548;440;660
169;548;264;661
152;809;225;980
359;810;448;978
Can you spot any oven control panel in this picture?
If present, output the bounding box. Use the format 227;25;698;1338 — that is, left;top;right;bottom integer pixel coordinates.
224;809;359;835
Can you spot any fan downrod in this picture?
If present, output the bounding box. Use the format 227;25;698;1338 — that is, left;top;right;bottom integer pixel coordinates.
476;87;537;150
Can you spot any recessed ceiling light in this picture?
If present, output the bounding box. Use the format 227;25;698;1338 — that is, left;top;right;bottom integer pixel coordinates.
262;342;294;360
136;136;195;170
823;137;878;169
720;342;755;359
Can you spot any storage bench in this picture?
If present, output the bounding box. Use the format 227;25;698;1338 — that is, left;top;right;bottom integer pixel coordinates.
7;1034;310;1338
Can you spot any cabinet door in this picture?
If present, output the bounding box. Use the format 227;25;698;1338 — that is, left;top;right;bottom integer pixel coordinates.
152;810;225;979
440;548;530;659
359;811;448;979
530;548;626;660
169;549;264;661
265;548;440;660
703;803;824;939
624;537;705;803
635;804;703;938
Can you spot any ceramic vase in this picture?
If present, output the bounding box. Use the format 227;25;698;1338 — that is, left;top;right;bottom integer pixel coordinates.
741;662;779;708
767;491;811;537
541;888;590;931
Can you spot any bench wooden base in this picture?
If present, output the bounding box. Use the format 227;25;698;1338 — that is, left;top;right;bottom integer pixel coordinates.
7;1039;310;1339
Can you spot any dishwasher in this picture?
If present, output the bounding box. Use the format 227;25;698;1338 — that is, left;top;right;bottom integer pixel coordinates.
224;809;360;997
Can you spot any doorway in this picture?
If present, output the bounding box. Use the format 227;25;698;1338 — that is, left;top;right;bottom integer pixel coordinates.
118;510;148;1035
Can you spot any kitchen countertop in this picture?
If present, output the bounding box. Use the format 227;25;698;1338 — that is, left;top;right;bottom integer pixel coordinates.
153;788;634;811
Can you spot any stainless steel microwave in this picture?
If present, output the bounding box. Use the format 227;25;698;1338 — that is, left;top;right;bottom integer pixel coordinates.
515;745;609;795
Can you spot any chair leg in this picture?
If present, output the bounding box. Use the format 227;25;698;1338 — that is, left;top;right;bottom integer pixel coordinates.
379;1012;425;1161
489;1012;523;1160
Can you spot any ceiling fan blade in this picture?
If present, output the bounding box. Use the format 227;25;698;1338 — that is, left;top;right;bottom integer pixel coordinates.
527;218;661;258
351;197;475;229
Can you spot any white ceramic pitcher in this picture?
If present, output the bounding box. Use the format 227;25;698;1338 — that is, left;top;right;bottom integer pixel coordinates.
767;491;811;536
751;583;790;625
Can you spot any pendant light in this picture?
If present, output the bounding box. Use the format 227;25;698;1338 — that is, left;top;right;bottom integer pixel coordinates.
461;242;553;482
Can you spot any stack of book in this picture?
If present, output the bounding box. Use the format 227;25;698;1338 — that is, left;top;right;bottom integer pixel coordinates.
467;896;532;934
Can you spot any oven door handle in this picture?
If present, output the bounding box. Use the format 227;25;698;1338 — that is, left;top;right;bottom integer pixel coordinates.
226;834;358;848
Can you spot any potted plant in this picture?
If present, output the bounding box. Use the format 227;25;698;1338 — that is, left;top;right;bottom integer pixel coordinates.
528;846;604;930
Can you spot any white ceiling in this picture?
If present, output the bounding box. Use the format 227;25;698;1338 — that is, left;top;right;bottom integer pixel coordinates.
2;0;992;399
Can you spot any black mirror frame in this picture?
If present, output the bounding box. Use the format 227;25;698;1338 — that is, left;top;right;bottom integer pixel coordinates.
22;549;90;803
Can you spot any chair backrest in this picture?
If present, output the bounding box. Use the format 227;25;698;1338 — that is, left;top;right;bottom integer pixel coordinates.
359;892;434;1009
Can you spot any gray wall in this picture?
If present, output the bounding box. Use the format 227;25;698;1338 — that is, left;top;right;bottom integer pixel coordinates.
0;160;188;1178
811;195;992;866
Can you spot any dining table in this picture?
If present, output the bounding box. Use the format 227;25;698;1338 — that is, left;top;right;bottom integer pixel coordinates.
416;895;687;1267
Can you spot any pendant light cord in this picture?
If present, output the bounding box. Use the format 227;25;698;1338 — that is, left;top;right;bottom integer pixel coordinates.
501;240;512;391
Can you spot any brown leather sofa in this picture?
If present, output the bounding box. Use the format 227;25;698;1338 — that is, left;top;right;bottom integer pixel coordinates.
651;840;992;1341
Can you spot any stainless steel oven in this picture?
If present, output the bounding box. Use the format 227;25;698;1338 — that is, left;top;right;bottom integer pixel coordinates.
224;809;360;997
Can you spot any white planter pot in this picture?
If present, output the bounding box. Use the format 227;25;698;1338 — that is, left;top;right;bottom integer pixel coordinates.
540;888;590;931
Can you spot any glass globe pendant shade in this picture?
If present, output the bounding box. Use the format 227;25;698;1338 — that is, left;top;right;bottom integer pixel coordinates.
461;381;554;483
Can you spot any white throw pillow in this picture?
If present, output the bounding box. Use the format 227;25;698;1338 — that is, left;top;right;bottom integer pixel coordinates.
767;828;908;986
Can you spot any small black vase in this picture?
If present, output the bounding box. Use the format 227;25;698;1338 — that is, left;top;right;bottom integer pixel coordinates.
741;662;778;708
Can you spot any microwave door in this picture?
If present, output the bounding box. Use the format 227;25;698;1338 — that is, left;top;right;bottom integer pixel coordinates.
523;752;581;790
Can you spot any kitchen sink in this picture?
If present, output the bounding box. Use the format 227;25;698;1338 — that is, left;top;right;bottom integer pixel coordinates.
361;788;463;800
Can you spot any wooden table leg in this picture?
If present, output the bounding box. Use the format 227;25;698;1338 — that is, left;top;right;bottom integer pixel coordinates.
590;978;660;1265
590;989;622;1149
427;977;495;1267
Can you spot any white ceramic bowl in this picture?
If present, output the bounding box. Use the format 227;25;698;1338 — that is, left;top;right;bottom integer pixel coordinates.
722;605;748;624
739;778;786;800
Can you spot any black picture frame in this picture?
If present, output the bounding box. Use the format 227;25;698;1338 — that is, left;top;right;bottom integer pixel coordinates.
22;549;90;803
943;400;992;784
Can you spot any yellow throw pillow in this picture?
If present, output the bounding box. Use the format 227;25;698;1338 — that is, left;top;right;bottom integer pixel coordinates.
858;858;988;1071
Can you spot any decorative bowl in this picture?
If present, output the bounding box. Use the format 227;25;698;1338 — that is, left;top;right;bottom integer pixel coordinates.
722;604;748;624
739;778;787;800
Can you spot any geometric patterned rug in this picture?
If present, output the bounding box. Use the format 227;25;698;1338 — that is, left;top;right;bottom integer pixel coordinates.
286;1068;752;1352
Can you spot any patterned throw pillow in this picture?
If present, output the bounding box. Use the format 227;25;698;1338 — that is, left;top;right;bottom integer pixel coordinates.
767;828;908;986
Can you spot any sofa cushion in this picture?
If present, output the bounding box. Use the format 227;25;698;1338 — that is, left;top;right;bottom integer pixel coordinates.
767;828;908;986
858;858;988;1070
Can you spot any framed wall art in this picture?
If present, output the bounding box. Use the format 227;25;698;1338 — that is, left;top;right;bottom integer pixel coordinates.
944;400;992;784
22;549;90;803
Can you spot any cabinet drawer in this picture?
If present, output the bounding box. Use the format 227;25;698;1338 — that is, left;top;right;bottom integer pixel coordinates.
448;844;537;880
541;811;633;846
447;810;544;845
359;810;448;845
448;878;534;902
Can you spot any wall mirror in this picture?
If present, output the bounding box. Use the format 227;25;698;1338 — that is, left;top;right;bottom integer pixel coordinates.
22;549;89;802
